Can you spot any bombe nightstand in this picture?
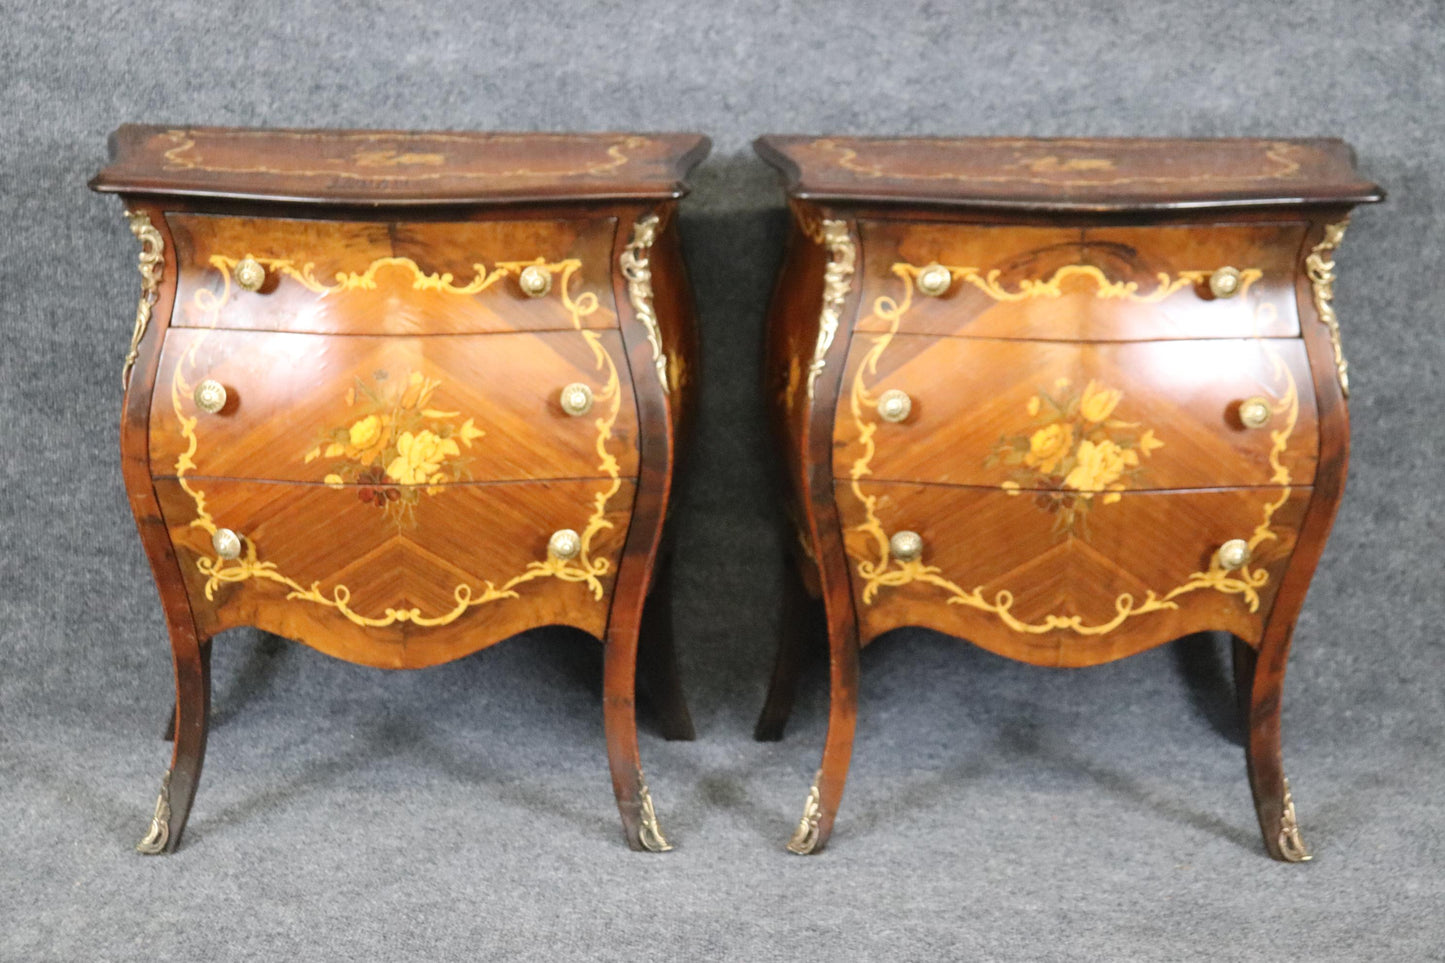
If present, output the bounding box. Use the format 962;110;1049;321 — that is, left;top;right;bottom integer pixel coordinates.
753;135;1381;859
90;125;708;853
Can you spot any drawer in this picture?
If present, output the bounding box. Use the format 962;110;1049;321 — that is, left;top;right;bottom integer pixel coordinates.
833;336;1318;490
835;480;1311;663
154;476;635;667
150;329;638;484
854;220;1305;340
167;214;619;335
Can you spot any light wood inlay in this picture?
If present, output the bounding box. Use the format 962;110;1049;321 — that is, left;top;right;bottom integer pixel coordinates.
150;329;639;484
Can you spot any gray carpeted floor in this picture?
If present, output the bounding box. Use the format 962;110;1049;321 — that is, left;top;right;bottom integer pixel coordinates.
3;1;1443;960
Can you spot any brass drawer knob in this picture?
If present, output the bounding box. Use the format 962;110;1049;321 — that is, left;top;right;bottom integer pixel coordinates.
1239;396;1272;429
212;528;243;560
194;379;228;414
877;389;912;424
548;528;582;560
915;263;953;298
1208;266;1243;299
1217;538;1251;571
518;265;553;298
234;257;267;292
559;382;594;417
889;529;924;562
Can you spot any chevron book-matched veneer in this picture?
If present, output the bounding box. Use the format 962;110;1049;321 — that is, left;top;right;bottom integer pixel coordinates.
754;135;1381;860
91;126;709;853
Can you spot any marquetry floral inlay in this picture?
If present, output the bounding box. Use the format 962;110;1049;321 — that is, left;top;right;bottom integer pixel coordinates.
986;378;1164;537
170;254;624;628
304;371;487;526
845;261;1299;636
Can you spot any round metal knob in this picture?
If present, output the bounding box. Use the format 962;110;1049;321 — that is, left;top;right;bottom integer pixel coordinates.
194;379;228;414
915;263;953;298
889;530;924;563
877;389;913;424
234;257;267;293
1217;538;1251;571
1208;266;1242;299
1239;396;1272;429
518;265;553;298
212;528;243;560
548;528;582;560
559;383;594;417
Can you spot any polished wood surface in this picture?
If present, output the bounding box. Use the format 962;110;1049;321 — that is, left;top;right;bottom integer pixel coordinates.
155;477;634;668
756;136;1383;210
92;125;711;206
833;336;1318;489
756;136;1380;860
835;482;1309;662
853;220;1304;340
168;214;619;334
150;329;639;483
94;126;706;853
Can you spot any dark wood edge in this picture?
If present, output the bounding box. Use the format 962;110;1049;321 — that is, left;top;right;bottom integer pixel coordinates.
118;202;205;657
797;205;868;848
753;135;1385;212
601;201;681;843
90;127;711;207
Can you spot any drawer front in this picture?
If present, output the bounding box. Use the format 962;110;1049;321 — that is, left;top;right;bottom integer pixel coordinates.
150;329;638;484
833;336;1318;490
854;220;1304;340
155;477;635;668
167;214;619;335
835;481;1311;664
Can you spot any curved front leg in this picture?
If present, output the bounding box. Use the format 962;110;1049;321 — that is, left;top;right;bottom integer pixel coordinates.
138;635;211;854
785;587;859;855
604;591;672;852
1235;630;1311;862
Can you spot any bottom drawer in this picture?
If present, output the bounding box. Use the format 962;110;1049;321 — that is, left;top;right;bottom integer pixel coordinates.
155;477;636;668
835;481;1311;666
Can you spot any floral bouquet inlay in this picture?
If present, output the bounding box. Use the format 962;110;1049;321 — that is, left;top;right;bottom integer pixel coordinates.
985;378;1164;537
305;370;486;526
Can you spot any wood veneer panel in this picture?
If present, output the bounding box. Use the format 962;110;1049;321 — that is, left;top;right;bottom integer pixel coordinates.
167;214;619;335
150;329;639;484
836;481;1310;665
154;477;635;668
853;220;1304;340
93;126;710;206
833;336;1318;490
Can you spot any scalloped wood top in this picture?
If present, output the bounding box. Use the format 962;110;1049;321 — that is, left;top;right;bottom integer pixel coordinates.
756;136;1383;212
90;126;711;206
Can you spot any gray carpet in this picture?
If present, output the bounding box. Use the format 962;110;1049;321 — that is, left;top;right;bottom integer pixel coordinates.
3;1;1443;960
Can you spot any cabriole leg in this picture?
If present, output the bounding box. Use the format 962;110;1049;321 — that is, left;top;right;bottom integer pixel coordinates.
785;596;859;855
1235;630;1312;862
138;637;211;854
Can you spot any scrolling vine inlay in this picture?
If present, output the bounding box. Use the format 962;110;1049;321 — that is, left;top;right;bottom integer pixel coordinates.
172;255;625;628
847;262;1300;636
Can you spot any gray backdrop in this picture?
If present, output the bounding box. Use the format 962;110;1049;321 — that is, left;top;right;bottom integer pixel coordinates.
3;1;1442;960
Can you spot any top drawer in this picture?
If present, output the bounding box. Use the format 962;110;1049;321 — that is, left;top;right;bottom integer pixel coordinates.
854;220;1306;341
167;214;619;335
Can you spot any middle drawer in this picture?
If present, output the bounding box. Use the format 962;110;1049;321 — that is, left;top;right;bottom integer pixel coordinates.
833;335;1318;490
151;329;639;484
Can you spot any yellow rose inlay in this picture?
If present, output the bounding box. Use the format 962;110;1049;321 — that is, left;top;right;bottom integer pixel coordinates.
987;376;1164;537
386;430;461;486
1024;423;1074;475
1079;380;1124;423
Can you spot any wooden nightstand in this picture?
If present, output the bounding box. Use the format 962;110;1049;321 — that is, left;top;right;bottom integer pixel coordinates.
754;135;1381;859
90;125;708;853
